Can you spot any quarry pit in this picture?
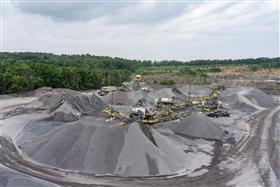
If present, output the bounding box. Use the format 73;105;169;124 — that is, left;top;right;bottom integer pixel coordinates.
1;85;279;187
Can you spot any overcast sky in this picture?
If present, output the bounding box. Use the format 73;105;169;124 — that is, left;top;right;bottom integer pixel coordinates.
1;0;279;61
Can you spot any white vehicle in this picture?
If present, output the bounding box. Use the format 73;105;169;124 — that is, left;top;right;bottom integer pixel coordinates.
140;87;150;92
192;100;200;105
155;97;175;106
131;107;146;116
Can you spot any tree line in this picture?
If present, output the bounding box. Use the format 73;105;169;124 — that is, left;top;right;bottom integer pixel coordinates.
0;52;141;94
0;52;279;94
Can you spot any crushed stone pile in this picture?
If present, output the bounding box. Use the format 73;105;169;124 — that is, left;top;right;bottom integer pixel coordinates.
35;87;56;96
136;98;154;107
48;101;80;122
66;94;108;114
243;88;275;108
220;87;275;112
111;105;132;114
39;94;61;109
152;88;177;98
0;164;56;187
47;94;109;121
178;85;212;97
172;113;225;140
129;80;141;90
16;120;189;177
102;90;150;106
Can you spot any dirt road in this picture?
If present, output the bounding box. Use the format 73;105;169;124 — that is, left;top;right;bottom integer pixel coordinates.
1;105;280;187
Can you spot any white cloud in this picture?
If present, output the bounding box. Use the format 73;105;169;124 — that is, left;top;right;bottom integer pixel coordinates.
2;1;279;60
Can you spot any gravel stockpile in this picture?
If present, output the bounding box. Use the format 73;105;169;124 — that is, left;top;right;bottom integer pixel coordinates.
2;86;273;179
66;94;108;114
220;87;275;112
0;164;56;187
243;88;275;108
172;113;225;140
114;123;188;176
178;85;212;97
39;94;61;108
102;90;150;106
152;88;177;98
147;88;186;103
15;120;189;176
49;102;80;122
47;94;109;121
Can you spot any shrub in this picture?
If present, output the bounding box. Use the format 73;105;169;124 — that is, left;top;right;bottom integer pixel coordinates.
159;79;175;85
180;67;197;75
208;66;222;72
249;65;259;71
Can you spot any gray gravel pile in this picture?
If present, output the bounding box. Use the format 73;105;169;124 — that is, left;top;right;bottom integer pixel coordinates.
178;85;212;97
102;90;149;106
172;113;225;140
136;98;154;107
16;120;188;177
111;105;132;114
115;123;187;176
39;94;61;108
243;88;275;108
220;87;275;112
66;94;108;114
0;164;56;187
49;102;80;122
152;88;176;98
35;87;56;96
47;94;109;121
54;88;81;96
129;80;141;90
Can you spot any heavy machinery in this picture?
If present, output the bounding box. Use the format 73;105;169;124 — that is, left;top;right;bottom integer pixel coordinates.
207;110;230;118
101;108;130;125
99;85;225;126
129;107;161;124
135;75;141;81
155;98;175;107
98;86;117;96
130;107;153;120
101;108;117;118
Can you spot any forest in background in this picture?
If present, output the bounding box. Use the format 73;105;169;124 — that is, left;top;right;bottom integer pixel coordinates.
0;52;279;94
